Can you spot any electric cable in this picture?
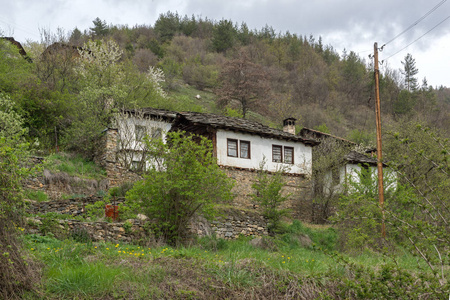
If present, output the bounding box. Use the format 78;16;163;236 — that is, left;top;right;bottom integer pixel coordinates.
384;15;450;61
383;0;447;47
0;16;41;40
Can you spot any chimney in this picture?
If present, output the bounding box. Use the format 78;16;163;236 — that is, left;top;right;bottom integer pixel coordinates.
283;118;296;134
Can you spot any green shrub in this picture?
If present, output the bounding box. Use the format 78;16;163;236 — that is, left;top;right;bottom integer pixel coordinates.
85;200;106;220
44;153;106;180
24;189;48;202
70;227;92;244
108;181;134;199
127;132;233;245
252;160;290;235
197;235;228;251
123;220;133;234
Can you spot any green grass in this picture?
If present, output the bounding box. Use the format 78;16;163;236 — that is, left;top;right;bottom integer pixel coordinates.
44;152;106;180
168;84;218;113
24;189;48;202
23;222;444;299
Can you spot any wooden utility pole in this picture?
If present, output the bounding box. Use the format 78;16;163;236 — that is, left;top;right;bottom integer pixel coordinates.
374;42;386;238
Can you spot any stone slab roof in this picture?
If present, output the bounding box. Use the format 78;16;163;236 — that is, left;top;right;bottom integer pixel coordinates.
123;107;177;121
299;127;356;145
344;150;386;167
175;112;319;146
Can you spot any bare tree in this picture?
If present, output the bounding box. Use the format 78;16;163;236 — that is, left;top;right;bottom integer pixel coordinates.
217;51;270;118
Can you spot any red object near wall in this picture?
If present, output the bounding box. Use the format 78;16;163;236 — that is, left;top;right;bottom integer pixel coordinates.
105;205;119;221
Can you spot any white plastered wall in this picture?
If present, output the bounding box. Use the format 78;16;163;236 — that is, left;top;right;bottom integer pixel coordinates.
215;129;313;175
116;116;172;169
117;117;172;151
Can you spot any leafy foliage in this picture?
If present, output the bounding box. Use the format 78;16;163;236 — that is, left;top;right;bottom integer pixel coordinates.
252;160;290;235
63;39;167;157
126;132;233;244
0;132;38;297
333;122;450;290
0;93;25;137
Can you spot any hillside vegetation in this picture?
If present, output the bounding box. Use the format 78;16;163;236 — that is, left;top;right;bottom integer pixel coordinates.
0;13;449;299
2;12;449;156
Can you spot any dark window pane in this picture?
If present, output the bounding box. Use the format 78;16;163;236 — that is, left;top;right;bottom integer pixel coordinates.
240;141;250;158
273;145;282;162
135;125;146;141
284;147;294;164
227;139;238;157
151;127;162;139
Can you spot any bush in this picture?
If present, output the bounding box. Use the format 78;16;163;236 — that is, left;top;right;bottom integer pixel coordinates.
70;227;92;244
252;160;290;235
126;131;233;245
0;135;38;298
24;189;48;202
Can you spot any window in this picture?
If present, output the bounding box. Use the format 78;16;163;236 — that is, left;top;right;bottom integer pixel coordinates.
284;147;294;164
273;145;294;164
240;140;250;159
131;160;146;172
227;139;238;157
151;127;162;139
135;125;146;141
227;139;251;158
272;145;282;162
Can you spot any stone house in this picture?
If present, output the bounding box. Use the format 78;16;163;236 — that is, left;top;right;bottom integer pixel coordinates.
97;109;320;221
299;127;395;198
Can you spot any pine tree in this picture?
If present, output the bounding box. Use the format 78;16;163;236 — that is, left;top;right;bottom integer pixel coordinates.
89;17;109;37
401;53;419;91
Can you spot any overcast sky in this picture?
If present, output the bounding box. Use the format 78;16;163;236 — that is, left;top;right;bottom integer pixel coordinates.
1;0;449;87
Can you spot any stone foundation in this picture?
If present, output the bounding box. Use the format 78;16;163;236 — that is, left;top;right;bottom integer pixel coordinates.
192;209;268;239
222;168;313;222
95;128;142;187
26;207;270;243
26;218;147;243
26;196;124;216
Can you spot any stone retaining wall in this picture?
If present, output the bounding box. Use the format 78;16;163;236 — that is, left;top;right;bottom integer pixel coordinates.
26;207;270;243
95;128;142;187
192;209;268;239
222;168;313;222
26;196;124;216
27;218;147;243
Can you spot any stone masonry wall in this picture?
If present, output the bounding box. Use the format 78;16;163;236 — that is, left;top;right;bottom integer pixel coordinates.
26;218;147;243
26;207;270;243
97;128;142;187
191;209;268;239
26;196;124;216
222;168;313;222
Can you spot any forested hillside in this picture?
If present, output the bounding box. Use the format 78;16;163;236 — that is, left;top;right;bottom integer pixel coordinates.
1;13;450;299
1;12;449;155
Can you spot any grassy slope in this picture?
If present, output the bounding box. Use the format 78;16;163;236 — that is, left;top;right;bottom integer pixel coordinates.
23;221;434;299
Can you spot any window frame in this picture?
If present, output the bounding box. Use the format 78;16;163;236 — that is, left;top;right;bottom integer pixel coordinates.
227;138;238;157
272;144;283;163
284;146;294;164
151;127;163;139
239;140;251;159
135;125;146;141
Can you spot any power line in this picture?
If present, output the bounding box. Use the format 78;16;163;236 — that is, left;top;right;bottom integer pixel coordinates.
383;0;447;47
384;15;450;61
0;15;41;40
